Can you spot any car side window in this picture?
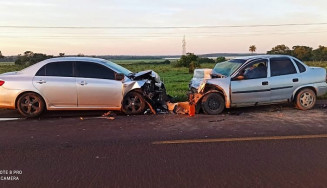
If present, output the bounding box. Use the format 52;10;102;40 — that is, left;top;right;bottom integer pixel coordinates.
240;60;268;79
270;58;297;76
76;61;115;80
293;58;306;73
36;66;46;76
35;61;73;77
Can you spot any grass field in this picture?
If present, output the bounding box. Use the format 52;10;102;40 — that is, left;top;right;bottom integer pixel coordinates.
1;60;326;101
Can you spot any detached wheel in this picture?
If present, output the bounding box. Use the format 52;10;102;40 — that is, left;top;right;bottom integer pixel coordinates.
17;92;45;118
122;91;146;115
295;89;316;110
201;92;225;115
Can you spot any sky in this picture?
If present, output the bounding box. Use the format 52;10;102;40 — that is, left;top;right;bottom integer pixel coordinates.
0;0;327;56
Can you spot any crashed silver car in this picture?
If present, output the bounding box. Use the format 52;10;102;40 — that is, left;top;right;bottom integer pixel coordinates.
189;55;327;115
0;57;167;117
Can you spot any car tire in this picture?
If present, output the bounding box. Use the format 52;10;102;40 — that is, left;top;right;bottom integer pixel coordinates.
295;88;316;110
122;91;146;115
201;92;225;115
17;92;45;118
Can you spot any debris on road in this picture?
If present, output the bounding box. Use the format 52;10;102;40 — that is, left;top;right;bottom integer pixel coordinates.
167;102;190;115
209;119;225;123
227;111;243;116
80;111;116;120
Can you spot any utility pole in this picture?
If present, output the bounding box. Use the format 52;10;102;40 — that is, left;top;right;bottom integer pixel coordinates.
182;35;186;55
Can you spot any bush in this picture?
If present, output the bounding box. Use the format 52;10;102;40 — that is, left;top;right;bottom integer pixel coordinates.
216;56;226;63
198;57;215;64
189;61;200;73
15;51;53;66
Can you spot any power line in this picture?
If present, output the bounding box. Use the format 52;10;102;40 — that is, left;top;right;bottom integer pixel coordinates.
0;22;327;29
0;30;325;39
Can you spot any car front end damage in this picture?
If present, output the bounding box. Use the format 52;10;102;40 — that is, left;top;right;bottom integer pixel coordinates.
188;69;231;112
123;70;169;114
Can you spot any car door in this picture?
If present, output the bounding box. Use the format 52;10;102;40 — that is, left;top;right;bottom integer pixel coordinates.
33;61;77;107
75;61;123;108
230;59;270;106
269;57;301;102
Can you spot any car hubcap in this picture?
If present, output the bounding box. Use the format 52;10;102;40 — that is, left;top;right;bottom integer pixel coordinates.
20;95;41;115
125;95;141;113
300;92;314;107
208;97;220;111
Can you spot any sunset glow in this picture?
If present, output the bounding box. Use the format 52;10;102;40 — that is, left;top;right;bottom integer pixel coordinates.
1;0;327;56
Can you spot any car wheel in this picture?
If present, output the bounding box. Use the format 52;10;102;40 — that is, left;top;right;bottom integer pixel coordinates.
17;92;45;118
122;91;146;115
295;89;316;110
201;92;225;115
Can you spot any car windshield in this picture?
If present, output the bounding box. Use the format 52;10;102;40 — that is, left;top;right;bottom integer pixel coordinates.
101;60;132;76
213;59;246;76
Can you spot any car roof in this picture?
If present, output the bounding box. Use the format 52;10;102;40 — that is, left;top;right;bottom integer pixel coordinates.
19;57;110;75
233;54;293;61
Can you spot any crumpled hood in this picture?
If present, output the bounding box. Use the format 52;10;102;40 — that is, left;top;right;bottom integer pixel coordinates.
131;70;161;83
189;69;212;90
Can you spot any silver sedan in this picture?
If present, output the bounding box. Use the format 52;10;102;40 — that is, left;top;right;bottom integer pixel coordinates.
0;57;167;117
189;55;327;115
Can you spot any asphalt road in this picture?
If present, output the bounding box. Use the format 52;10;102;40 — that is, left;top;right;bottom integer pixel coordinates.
1;104;327;188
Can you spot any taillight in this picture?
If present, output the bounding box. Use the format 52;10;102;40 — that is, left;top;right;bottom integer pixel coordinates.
0;80;5;86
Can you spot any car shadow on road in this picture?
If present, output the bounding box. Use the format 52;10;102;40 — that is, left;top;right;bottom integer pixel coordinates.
1;101;326;120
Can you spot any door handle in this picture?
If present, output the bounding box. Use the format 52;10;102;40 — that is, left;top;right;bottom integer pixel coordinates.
36;80;46;84
80;81;88;86
262;81;269;85
293;78;299;82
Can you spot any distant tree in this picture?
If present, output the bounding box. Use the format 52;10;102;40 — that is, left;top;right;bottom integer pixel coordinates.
312;45;327;61
249;45;256;53
15;51;53;66
198;57;215;64
162;60;171;64
77;53;84;57
0;51;4;59
24;51;34;57
59;53;65;57
291;46;313;61
175;53;200;73
177;53;198;67
216;56;226;63
267;44;291;55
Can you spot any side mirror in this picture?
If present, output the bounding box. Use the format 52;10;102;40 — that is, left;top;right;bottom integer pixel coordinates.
115;73;125;81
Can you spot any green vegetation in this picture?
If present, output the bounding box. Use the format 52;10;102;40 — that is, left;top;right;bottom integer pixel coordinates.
1;60;326;101
15;51;53;66
0;63;25;73
267;44;327;61
121;62;215;101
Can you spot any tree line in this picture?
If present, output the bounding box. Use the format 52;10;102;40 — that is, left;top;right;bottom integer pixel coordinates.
267;44;327;61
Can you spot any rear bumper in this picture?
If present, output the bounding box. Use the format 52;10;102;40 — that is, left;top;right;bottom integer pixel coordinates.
316;83;327;96
0;87;20;109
